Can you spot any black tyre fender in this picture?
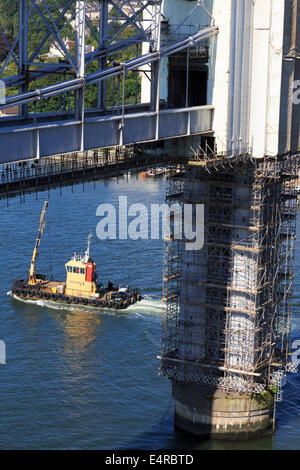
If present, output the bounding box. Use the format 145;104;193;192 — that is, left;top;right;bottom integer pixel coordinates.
106;301;112;308
73;297;79;304
98;300;105;307
66;296;72;304
51;294;58;301
80;298;88;305
28;291;34;297
15;289;21;296
44;292;50;299
92;299;99;306
111;301;118;309
21;289;27;297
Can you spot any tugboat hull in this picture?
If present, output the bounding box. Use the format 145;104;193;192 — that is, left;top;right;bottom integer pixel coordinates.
12;279;142;310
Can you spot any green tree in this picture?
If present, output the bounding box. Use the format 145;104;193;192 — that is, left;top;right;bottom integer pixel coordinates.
0;0;18;37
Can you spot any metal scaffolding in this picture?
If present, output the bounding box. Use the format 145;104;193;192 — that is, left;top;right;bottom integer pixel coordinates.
160;154;298;398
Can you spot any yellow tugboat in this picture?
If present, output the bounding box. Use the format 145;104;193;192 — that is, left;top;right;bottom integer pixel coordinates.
12;201;142;310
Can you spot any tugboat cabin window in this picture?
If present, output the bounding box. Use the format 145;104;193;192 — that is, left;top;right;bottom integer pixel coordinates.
73;267;80;273
80;268;85;274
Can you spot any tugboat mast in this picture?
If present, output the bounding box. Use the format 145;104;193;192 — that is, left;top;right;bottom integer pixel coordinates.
28;201;48;286
84;232;93;262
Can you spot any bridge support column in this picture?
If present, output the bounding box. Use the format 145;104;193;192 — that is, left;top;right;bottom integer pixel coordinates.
161;155;297;440
173;383;274;440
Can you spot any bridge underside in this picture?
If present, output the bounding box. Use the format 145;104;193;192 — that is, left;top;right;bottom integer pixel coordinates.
0;147;183;200
0;106;213;164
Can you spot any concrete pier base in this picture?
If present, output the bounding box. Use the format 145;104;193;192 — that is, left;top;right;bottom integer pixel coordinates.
173;383;275;440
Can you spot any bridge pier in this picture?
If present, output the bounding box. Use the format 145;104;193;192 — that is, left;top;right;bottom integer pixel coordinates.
161;155;297;439
173;383;274;440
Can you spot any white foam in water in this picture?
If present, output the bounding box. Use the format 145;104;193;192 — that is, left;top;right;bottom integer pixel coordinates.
129;298;162;315
8;290;162;317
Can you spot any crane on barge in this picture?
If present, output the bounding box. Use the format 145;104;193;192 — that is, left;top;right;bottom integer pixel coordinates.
28;201;48;286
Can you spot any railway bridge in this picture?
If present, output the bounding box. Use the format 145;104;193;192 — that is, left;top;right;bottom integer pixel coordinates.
0;0;300;439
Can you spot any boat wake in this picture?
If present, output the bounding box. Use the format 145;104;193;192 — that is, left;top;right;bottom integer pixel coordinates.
125;296;162;317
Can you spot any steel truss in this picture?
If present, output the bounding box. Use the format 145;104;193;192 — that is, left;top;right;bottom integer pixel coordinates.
0;1;218;116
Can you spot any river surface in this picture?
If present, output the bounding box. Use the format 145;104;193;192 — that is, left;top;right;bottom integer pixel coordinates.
0;175;299;450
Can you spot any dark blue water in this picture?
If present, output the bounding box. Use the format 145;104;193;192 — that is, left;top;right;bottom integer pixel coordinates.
0;175;299;450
